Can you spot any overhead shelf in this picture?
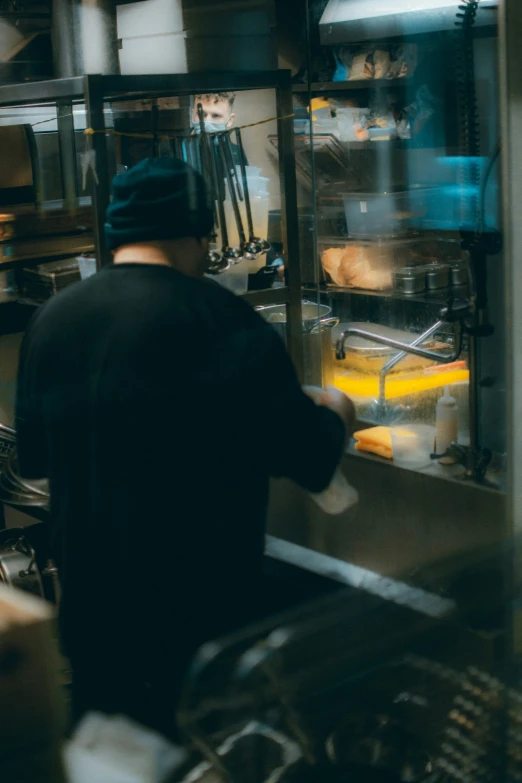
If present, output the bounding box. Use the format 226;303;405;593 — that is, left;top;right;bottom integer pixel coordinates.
0;234;94;271
293;79;412;93
318;284;469;307
242;286;289;307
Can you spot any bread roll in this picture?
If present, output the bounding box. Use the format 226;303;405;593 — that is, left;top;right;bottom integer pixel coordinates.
322;245;393;290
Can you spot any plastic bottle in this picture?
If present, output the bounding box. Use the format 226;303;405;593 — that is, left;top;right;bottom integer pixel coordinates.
435;386;458;464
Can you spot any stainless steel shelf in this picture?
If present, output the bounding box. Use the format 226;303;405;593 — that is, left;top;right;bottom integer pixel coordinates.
320;284;469;307
0;235;94;270
242;286;289;307
0;71;287;108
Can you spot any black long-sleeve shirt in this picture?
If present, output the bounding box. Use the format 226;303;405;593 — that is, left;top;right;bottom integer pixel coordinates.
16;263;344;725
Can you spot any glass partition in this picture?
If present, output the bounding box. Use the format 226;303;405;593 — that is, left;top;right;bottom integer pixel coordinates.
295;0;504;486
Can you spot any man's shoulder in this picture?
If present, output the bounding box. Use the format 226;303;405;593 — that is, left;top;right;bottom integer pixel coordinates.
199;277;267;330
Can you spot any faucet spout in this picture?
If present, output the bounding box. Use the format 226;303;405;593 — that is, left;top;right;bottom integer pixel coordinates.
335;320;463;364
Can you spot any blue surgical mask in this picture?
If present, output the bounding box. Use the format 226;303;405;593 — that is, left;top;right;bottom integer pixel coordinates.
193;120;228;134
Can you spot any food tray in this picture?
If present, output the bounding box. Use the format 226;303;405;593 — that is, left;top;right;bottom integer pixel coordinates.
320;235;456;291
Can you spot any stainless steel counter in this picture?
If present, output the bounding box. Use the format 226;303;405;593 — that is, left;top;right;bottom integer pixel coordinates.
267;451;506;591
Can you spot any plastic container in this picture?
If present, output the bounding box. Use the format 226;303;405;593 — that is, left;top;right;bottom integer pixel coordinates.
225;169;269;199
336;108;370;142
213;262;248;295
222;197;270;273
78;254;97;281
390;425;435;470
342;186;433;239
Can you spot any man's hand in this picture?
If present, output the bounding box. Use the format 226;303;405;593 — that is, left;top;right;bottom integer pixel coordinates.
319;386;356;439
303;385;356;439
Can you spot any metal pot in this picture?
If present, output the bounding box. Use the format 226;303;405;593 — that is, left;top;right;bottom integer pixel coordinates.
257;302;338;387
392;266;426;295
257;301;333;336
305;318;337;387
426;263;450;291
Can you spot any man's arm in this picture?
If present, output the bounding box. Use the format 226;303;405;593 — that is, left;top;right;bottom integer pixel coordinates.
227;321;352;493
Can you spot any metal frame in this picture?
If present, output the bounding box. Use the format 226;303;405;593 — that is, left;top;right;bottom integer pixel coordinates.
500;0;522;658
0;70;305;378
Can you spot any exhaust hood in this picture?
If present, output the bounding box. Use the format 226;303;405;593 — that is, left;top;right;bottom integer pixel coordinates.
319;0;498;45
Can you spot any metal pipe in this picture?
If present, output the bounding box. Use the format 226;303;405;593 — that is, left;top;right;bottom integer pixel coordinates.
57;102;78;211
51;0;77;78
84;75;110;268
52;0;119;77
336;322;463;364
276;71;304;383
377;320;448;406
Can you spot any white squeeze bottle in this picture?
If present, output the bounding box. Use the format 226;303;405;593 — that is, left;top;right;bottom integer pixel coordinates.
435;385;458;464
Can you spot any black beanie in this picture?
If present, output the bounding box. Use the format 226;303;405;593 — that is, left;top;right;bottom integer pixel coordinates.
105;158;214;251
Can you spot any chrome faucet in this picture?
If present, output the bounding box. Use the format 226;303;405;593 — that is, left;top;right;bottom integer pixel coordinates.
335;318;463;364
335;304;493;484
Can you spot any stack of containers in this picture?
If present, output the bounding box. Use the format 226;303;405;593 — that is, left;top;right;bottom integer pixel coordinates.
218;166;270;294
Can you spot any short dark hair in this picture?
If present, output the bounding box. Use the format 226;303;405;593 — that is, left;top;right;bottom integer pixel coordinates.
194;92;236;108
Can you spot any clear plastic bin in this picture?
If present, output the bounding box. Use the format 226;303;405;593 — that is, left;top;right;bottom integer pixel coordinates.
391;425;435;470
213;262;249;295
342;186;436;239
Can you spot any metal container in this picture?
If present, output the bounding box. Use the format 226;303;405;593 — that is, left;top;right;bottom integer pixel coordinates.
22;257;81;301
426;264;450;290
304;320;337;388
257;301;332;336
258;302;337;387
450;261;469;288
392;266;426;295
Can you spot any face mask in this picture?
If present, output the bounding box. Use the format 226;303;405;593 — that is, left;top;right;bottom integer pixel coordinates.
193;120;228;134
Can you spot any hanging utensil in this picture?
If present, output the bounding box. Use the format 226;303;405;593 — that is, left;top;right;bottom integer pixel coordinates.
204;137;229;274
223;131;243;202
219;133;255;261
235;127;270;255
198;104;219;229
194;104;226;275
213;134;242;265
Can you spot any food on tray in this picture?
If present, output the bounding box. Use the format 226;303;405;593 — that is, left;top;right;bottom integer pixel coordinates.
354;426;393;459
322;246;393;290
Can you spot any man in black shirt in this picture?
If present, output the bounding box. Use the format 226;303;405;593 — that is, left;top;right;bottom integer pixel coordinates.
16;158;353;738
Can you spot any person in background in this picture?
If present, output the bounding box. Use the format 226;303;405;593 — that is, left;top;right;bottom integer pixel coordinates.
191;91;247;167
192;91;237;134
15;158;354;740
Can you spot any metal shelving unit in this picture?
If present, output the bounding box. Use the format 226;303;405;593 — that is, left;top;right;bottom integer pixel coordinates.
292;78;413;93
0;70;306;378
